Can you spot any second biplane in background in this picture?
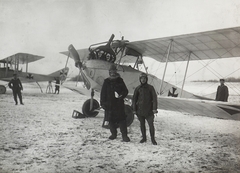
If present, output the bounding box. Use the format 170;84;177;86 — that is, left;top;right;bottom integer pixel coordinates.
0;53;69;94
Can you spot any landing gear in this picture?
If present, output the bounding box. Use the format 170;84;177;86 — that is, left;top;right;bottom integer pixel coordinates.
82;89;100;117
102;104;134;129
125;105;134;127
82;99;100;117
0;85;6;94
82;89;134;127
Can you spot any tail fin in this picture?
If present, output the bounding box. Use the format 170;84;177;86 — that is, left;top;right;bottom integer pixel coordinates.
49;67;69;82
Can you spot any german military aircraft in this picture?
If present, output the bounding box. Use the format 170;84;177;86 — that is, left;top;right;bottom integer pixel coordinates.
61;26;240;125
0;53;69;94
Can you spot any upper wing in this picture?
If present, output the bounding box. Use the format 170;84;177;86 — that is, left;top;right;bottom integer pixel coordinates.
157;96;240;121
60;27;240;63
125;26;240;62
0;53;44;64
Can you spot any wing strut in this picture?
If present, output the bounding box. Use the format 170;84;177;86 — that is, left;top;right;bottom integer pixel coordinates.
26;55;28;73
142;56;149;74
36;81;43;93
159;40;173;95
65;52;70;69
14;54;17;73
14;54;20;74
5;60;9;77
180;52;191;97
116;47;125;69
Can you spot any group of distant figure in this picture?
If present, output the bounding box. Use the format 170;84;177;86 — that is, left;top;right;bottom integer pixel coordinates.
8;68;229;145
46;78;60;94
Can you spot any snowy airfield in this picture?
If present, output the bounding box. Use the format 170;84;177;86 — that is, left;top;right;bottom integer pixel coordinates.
0;82;240;173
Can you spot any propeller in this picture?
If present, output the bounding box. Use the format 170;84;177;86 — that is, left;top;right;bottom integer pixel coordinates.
68;44;89;88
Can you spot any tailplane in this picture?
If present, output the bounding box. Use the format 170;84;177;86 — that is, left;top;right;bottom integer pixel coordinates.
48;67;69;82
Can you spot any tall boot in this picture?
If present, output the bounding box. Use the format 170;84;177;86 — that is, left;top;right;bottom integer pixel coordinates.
109;121;117;140
19;94;24;105
150;129;157;145
122;134;130;142
140;124;147;143
13;92;18;105
119;120;130;142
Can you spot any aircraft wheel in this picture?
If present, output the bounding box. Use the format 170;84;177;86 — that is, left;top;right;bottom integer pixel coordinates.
82;99;100;117
125;105;134;127
0;85;6;94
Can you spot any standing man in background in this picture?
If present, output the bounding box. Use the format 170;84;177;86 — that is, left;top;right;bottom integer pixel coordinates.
215;79;229;102
54;78;60;94
8;73;24;105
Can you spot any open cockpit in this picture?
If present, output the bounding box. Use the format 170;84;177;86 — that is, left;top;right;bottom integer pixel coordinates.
86;36;148;73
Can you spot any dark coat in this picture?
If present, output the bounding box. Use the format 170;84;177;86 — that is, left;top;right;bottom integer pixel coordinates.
8;78;23;92
100;77;128;121
215;85;229;102
132;83;157;117
55;79;60;89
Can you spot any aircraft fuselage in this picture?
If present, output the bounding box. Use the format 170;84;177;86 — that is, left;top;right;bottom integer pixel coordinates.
81;59;199;99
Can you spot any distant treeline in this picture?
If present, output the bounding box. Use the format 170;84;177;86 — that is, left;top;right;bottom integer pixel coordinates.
68;75;83;81
192;77;240;82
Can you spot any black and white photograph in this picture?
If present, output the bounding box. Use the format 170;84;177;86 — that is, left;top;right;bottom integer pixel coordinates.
0;0;240;172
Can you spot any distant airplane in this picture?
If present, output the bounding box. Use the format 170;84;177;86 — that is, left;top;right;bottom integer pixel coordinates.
61;26;240;125
0;53;69;94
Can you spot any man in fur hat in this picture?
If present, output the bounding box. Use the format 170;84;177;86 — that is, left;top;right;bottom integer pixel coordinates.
100;64;130;142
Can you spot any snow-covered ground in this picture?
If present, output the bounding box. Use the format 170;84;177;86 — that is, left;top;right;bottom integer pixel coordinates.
0;82;240;173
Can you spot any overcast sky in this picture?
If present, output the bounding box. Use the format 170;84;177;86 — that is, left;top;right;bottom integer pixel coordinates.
1;0;240;82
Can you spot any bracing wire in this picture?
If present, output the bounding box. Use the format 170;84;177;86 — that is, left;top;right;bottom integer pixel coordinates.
172;39;240;96
193;54;240;96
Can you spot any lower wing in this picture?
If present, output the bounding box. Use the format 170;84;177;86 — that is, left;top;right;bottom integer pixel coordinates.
157;97;240;121
58;85;240;121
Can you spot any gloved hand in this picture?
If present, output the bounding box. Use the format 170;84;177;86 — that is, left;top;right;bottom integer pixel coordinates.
153;110;158;116
101;105;106;110
114;92;122;98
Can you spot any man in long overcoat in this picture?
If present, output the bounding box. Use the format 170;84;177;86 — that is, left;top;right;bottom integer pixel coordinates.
100;64;130;142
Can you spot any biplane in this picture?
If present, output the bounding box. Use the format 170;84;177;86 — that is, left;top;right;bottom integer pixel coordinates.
0;53;69;94
61;26;240;125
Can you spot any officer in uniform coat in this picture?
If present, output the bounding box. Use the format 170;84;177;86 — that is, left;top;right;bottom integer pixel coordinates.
132;73;158;145
215;79;229;102
8;73;24;105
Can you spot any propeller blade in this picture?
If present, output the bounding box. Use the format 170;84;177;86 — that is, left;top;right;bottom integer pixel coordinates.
68;44;82;68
